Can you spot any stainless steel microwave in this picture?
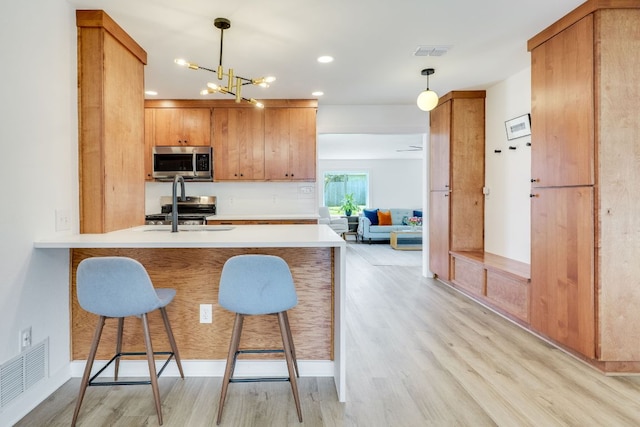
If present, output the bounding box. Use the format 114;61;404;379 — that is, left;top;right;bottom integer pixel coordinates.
152;146;213;181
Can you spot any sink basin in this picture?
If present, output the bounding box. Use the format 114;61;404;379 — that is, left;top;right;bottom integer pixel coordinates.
141;225;235;232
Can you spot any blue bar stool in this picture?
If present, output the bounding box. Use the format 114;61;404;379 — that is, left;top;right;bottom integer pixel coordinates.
216;254;302;424
72;256;184;426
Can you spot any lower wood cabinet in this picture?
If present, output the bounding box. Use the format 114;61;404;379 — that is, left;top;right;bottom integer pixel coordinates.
530;186;595;358
452;256;484;296
486;270;530;323
451;251;530;323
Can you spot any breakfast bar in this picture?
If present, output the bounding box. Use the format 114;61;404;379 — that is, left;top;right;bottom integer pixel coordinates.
34;224;347;402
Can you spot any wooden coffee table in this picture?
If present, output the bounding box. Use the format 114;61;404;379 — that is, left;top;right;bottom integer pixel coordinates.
390;229;422;250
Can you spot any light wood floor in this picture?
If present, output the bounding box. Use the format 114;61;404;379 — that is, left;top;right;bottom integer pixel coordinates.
15;243;640;426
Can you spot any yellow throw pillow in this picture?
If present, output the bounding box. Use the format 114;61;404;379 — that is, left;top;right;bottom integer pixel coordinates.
377;210;392;225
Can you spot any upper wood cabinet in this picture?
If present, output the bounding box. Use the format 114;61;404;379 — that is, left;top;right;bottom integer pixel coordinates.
212;108;265;181
152;108;211;146
428;91;485;280
528;2;640;367
530;14;594;188
429;101;451;191
264;107;317;181
144;99;317;182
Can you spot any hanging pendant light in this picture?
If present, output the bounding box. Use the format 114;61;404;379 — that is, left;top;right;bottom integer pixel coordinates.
174;18;275;108
416;68;439;111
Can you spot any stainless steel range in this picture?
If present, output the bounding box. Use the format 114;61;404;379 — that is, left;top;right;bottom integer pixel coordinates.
145;196;216;225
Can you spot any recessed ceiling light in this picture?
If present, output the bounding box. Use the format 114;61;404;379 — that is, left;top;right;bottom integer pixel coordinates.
317;55;334;63
145;90;158;96
312;91;324;97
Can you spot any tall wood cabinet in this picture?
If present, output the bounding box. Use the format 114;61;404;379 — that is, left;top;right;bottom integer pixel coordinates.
528;2;640;368
144;108;154;181
429;91;486;281
77;10;146;233
212;108;265;180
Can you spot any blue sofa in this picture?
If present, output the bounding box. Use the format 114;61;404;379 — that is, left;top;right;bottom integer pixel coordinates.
357;208;422;243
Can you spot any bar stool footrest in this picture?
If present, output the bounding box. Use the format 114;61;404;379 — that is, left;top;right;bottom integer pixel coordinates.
229;348;292;383
87;351;176;387
230;377;291;383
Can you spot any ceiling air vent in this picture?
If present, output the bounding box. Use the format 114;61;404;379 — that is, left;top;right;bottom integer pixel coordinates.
413;45;452;57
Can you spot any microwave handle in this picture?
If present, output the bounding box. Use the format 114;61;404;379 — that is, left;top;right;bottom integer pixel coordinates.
192;152;197;177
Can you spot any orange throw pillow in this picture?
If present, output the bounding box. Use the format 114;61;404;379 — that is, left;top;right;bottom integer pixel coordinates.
377;210;392;225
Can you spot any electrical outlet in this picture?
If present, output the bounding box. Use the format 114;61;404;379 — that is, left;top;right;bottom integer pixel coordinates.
20;327;32;352
200;304;213;323
55;209;71;231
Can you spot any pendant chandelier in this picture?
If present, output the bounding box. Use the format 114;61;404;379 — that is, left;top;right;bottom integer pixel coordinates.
174;18;275;108
416;68;439;111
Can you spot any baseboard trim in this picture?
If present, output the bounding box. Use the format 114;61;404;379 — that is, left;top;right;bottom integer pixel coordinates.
70;359;334;378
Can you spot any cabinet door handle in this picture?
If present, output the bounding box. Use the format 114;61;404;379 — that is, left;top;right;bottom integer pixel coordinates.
529;193;539;198
531;178;540;183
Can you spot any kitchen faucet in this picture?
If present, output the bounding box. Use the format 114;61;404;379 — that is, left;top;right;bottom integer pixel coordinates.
171;175;186;232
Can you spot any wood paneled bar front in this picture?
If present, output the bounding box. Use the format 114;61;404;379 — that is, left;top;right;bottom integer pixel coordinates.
34;224;347;402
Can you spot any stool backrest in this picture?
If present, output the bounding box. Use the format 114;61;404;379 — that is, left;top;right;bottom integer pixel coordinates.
218;255;297;315
76;257;164;318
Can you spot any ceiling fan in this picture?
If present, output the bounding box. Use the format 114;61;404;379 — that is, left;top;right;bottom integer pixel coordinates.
396;145;423;152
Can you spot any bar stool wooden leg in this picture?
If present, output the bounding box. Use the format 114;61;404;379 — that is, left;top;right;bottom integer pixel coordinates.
160;307;184;378
114;317;124;381
141;313;163;425
217;313;244;425
282;311;299;378
72;315;106;427
278;311;303;422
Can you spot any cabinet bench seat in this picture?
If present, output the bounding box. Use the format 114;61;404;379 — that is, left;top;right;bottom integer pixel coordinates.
450;251;531;323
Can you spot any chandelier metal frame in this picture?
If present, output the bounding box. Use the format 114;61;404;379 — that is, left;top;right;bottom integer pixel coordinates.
175;18;274;108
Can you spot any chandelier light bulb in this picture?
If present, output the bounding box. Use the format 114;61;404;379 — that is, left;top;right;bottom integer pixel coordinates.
248;98;265;108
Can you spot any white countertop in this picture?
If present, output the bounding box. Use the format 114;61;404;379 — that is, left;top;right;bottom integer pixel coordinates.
34;224;345;249
207;213;319;221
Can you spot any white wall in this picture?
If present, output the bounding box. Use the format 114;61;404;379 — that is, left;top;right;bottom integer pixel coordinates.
484;67;532;263
0;1;77;424
145;181;318;216
317;159;423;209
317;105;427;134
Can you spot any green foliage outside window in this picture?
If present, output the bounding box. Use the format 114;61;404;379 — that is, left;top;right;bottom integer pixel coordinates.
324;172;368;215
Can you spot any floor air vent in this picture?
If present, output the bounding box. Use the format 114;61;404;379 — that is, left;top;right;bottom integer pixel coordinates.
0;338;48;409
